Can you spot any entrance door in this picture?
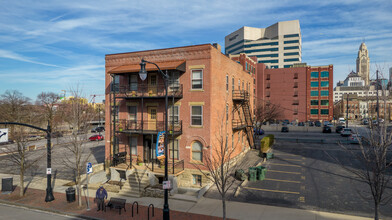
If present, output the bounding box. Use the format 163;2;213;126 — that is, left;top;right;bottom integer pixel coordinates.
147;107;157;130
148;74;157;96
144;139;151;163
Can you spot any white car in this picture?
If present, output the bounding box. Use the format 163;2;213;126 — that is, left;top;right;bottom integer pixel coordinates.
341;128;352;137
349;134;363;144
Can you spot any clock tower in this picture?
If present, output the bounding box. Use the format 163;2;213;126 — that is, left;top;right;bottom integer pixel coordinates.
356;42;370;86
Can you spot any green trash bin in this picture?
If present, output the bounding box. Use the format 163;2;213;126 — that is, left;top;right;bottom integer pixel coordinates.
256;166;266;180
266;152;274;160
248;167;257;182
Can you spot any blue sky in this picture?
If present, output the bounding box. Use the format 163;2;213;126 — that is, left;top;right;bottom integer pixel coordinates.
1;0;391;102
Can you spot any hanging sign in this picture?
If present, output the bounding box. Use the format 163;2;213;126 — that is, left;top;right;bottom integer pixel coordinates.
156;131;165;160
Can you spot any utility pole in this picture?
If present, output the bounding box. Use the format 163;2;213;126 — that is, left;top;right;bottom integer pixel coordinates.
346;94;349;128
376;70;380;123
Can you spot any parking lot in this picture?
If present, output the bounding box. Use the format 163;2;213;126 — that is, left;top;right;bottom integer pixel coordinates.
227;131;392;219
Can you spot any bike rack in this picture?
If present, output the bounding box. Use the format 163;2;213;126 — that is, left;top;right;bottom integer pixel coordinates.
148;204;155;220
132;201;138;217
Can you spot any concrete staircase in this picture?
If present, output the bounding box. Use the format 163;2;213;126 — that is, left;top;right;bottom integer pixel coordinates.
118;170;150;198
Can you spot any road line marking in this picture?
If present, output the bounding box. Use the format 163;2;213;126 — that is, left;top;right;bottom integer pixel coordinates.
243;186;300;195
268;170;301;175
268;163;301;167
264;178;300;183
301;176;306;180
283;159;303;162
299;196;305;202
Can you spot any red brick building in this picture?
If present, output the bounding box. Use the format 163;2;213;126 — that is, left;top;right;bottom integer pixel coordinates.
105;44;254;187
255;64;333;122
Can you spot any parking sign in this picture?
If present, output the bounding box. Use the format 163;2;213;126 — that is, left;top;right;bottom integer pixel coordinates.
86;162;92;174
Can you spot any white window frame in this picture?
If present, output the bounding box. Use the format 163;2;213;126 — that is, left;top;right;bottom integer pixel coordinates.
191;105;203;126
191;141;203;161
191;69;203;90
169;105;180;125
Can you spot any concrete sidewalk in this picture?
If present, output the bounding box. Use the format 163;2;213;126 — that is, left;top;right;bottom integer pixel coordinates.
0;173;372;220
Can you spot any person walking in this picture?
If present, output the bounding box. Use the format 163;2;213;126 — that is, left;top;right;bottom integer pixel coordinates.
95;186;108;211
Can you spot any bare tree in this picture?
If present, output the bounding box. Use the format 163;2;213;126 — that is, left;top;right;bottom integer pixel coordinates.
254;101;282;128
36;92;61;129
193;111;243;220
58;87;95;207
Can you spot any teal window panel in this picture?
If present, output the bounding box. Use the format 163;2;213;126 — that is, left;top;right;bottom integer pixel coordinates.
311;72;319;78
258;60;279;63
244;42;279;48
321;71;329;77
227;46;244;54
284;58;299;62
320;90;329;96
284;46;299;50
311;82;319;87
320;100;329;106
225;40;244;50
270;65;279;69
284;65;292;68
310;109;319;115
320;81;329;87
284;52;299;56
284;40;299;44
310;100;319;105
310;91;318;96
255;54;278;58
245;48;279;53
321;109;329;115
284;34;299;38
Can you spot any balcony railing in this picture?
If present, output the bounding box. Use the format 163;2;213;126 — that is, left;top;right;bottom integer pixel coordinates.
116;119;182;134
232;90;249;101
232;120;247;130
146;159;185;175
112;83;183;99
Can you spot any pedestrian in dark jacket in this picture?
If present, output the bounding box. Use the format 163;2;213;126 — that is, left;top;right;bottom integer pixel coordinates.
95;186;108;211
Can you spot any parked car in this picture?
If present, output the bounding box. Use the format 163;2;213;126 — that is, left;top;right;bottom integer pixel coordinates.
322;126;332;133
89;134;104;141
362;119;369;125
298;122;305;126
281;126;289;132
308;121;314;127
314;121;321;127
45;131;63;139
91;126;105;133
349;134;363;144
336;125;345;133
341;128;352;137
27;135;41;141
253;127;265;135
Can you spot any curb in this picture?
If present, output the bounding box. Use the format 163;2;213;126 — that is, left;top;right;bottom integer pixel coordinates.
0;198;102;220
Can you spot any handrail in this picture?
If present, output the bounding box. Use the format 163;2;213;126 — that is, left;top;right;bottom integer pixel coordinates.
132;201;139;217
116;120;182;133
113;83;183;98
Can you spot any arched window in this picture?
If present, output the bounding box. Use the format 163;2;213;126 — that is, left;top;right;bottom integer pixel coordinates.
192;141;203;161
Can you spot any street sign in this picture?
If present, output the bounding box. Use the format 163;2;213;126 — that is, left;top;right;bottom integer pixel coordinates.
46;168;52;175
162;180;171;189
0;128;8;143
86;162;92;174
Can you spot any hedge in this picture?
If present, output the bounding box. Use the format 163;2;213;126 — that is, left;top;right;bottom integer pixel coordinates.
260;134;274;153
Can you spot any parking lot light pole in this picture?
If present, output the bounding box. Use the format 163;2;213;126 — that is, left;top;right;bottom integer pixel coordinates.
139;58;170;220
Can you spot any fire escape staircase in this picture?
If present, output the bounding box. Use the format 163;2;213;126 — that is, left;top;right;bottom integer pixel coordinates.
232;90;255;148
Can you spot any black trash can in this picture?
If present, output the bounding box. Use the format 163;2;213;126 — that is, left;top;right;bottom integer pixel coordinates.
2;177;13;192
65;187;75;203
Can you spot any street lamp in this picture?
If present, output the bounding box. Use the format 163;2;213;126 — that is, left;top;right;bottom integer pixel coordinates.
139;58;170;220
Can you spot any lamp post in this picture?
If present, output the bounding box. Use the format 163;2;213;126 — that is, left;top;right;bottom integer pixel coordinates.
139;58;170;220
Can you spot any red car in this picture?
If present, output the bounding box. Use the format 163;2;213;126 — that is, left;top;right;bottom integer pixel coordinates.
89;135;104;141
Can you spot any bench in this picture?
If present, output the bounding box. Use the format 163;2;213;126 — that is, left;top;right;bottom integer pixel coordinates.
106;197;126;215
113;152;127;166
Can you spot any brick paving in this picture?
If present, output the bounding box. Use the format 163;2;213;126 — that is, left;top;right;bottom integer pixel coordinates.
0;187;228;220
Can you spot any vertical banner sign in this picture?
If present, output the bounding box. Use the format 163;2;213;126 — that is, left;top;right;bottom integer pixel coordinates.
0;128;8;143
156;131;165;160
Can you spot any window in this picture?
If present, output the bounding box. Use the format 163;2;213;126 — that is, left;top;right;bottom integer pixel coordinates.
284;52;299;56
320;71;329;78
311;82;319;87
258;60;279;63
310;109;319;115
192;141;203;161
321;100;329;106
226;104;229;122
255;54;279;58
284;58;299;62
321;109;329;115
284;34;299;38
245;62;248;70
310;91;318;96
238;80;241;90
129;74;138;91
311;100;319;105
191;69;203;89
226;75;229;91
284;65;292;68
310;72;319;78
111;106;119;121
129;136;137;155
244;42;278;47
112;75;120;92
169;72;180;90
270;65;279;69
284;40;299;44
169;105;179;124
128;106;137;121
150;75;157;86
191;106;203;126
150;109;156;119
192;174;202;186
320;90;329;96
169;139;179;160
284;46;299;50
245;48;278;53
320;81;329;87
232;77;235;91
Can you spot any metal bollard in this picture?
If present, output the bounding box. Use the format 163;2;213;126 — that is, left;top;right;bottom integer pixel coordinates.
148;204;155;220
132;201;138;217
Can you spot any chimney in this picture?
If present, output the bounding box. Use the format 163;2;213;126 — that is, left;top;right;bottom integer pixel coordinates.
212;43;221;52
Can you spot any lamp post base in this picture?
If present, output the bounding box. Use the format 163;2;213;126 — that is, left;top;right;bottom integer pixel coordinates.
45;188;55;202
163;206;170;220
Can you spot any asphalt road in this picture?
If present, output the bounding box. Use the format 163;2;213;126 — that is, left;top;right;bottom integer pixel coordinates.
0;203;82;220
0;133;105;181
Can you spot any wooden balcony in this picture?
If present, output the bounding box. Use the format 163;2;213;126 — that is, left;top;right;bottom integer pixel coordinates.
112;83;183;99
116;119;182;135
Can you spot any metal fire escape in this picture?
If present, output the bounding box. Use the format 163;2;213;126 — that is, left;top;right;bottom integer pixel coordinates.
232;90;255;148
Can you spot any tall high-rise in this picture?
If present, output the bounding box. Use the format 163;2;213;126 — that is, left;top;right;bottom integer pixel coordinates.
356;42;370;85
225;20;301;69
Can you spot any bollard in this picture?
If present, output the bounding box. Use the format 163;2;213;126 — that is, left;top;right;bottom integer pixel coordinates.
148;204;155;220
132;201;138;217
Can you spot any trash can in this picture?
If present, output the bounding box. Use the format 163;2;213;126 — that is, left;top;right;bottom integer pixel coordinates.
248;167;257;182
65;187;75;203
2;177;13;192
266;152;274;160
256;166;266;181
235;169;246;181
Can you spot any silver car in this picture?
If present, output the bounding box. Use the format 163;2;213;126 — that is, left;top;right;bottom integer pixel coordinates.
341;128;352;137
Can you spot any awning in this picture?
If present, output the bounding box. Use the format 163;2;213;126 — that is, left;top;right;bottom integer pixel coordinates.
109;60;186;74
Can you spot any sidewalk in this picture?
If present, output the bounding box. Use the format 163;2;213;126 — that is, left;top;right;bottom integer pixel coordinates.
0;173;372;220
